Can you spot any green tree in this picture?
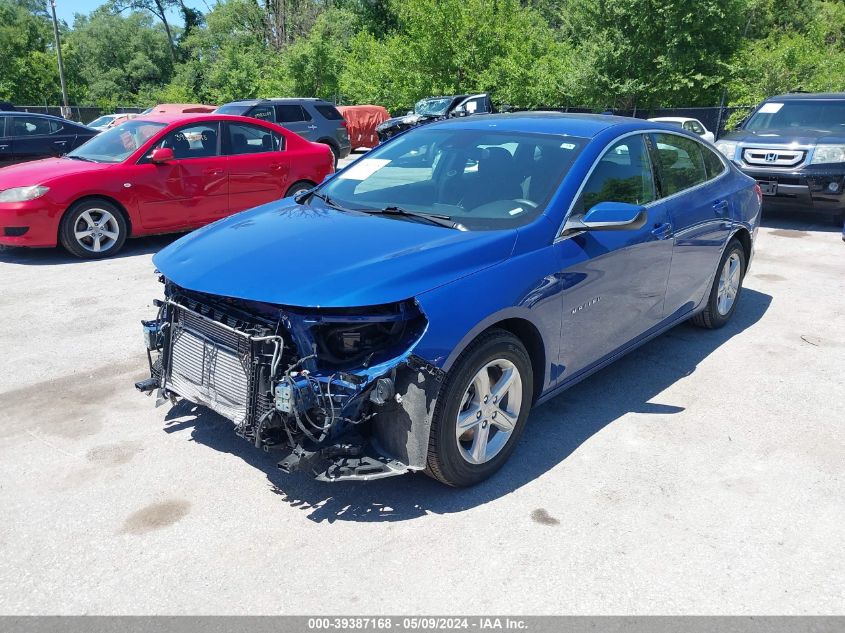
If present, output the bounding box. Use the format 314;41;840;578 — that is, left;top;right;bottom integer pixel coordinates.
564;0;747;110
66;9;175;108
0;0;64;104
261;8;362;100
340;0;574;111
727;0;845;109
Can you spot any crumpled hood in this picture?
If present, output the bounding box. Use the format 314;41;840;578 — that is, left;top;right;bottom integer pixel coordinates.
0;157;106;189
377;113;437;132
721;128;845;146
153;200;517;308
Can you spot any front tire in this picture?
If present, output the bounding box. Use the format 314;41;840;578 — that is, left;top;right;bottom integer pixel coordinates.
426;329;533;487
59;199;128;259
691;238;746;329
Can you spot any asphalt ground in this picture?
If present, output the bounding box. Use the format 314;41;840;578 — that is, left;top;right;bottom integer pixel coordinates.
0;154;842;613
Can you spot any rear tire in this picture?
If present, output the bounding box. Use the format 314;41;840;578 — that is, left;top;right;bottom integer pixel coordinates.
426;329;533;487
691;238;746;329
285;180;315;198
59;199;128;259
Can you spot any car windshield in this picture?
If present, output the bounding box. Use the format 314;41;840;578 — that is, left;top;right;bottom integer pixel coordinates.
87;116;115;127
745;100;845;132
317;127;588;230
414;98;453;116
67;120;167;163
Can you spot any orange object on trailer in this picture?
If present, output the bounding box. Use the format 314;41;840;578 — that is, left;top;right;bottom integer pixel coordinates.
337;105;390;150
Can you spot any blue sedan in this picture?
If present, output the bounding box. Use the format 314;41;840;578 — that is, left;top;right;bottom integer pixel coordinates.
138;113;762;487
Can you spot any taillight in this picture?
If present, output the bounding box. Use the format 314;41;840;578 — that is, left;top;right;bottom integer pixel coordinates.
339;120;348;128
753;183;762;205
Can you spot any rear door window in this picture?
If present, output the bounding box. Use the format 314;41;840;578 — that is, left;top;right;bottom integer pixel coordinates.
275;104;309;123
576;134;656;212
225;122;283;154
12;116;52;136
652;133;709;196
0;117;5;137
248;105;275;122
702;143;727;179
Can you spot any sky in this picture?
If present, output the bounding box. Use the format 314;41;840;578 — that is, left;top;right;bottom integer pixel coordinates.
53;0;210;26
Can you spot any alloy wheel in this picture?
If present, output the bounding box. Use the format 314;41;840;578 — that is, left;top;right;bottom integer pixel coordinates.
716;252;741;316
73;208;120;254
455;359;523;465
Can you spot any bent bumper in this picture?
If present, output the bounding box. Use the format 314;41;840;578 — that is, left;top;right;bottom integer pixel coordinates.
137;288;437;482
0;200;60;247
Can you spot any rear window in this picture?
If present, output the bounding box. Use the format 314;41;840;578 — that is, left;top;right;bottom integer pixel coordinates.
314;104;343;120
216;104;252;115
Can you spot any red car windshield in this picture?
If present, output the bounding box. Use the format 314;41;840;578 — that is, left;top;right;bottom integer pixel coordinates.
68;120;167;163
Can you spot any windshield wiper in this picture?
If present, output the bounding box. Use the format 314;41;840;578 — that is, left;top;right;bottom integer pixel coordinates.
363;206;463;230
301;189;347;211
65;155;95;162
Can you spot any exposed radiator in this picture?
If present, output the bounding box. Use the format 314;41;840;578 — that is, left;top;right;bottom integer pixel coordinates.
163;302;275;426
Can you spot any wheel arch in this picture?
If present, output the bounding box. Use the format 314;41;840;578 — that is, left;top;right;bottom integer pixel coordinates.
59;194;133;240
316;137;340;153
440;309;548;404
731;226;752;265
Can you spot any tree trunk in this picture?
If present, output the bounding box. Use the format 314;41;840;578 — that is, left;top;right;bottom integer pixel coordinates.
154;0;177;60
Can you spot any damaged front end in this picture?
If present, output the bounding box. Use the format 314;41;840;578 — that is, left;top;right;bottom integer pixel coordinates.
136;278;441;481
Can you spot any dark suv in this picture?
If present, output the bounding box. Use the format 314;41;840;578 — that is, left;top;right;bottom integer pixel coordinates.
216;98;350;165
715;92;845;222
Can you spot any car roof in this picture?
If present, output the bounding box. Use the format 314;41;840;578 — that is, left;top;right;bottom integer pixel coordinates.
126;113;284;126
5;111;72;122
767;92;845;101
222;98;333;105
431;111;668;138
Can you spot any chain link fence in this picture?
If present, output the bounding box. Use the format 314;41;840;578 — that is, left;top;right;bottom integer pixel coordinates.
546;105;757;139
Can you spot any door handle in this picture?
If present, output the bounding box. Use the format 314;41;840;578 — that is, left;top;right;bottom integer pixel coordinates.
269;163;284;170
307;125;318;130
651;222;673;240
53;140;67;145
204;168;224;176
0;144;8;150
713;200;729;215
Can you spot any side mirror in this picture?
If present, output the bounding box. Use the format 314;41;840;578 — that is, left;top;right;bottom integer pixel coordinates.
563;201;647;233
150;147;174;163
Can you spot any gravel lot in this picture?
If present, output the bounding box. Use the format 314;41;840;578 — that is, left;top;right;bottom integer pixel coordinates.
0;158;843;614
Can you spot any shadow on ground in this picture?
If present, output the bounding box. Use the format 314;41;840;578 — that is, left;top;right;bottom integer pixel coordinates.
760;209;842;233
163;288;772;524
0;234;181;265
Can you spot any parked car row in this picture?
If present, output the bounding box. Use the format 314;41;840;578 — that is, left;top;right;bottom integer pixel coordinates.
0;113;332;257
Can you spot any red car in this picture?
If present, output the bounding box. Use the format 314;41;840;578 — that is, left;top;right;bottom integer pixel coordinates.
0;114;333;258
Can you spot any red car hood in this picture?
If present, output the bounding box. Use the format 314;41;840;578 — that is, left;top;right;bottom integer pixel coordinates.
0;157;108;188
